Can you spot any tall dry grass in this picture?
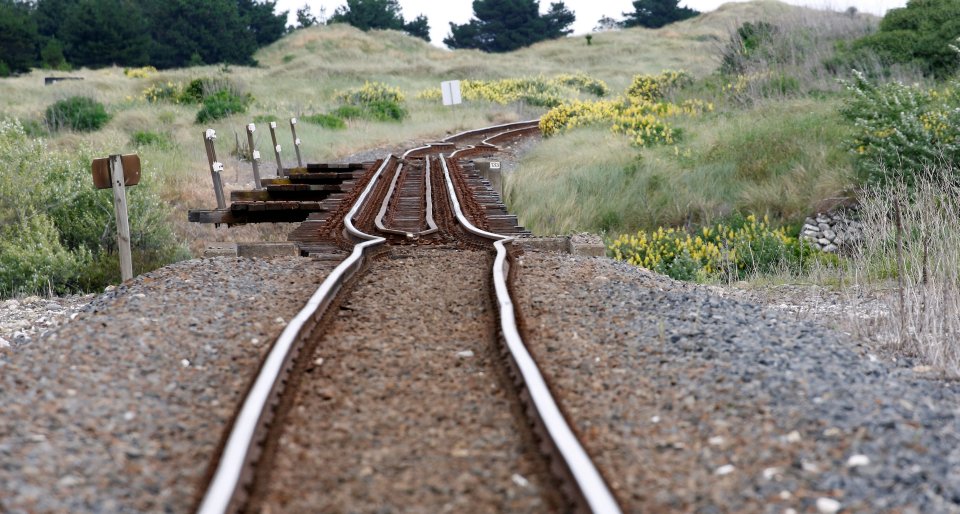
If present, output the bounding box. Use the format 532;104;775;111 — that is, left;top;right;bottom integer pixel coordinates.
843;175;960;373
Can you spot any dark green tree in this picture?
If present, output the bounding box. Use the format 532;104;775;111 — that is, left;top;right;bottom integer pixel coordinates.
543;1;575;38
0;0;39;75
143;0;258;69
295;4;317;27
329;0;404;31
622;0;698;29
445;0;575;53
403;14;430;42
330;0;430;41
40;37;67;69
34;0;75;38
238;0;288;46
847;0;960;78
59;0;151;67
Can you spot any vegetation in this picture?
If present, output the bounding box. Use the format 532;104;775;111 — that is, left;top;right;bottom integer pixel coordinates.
417;73;608;108
44;96;110;132
622;0;699;29
445;0;576;52
0;0;289;71
840;0;960;78
330;0;431;42
0;119;188;295
335;81;407;121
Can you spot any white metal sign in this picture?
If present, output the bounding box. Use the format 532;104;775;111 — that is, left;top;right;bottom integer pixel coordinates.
489;161;501;169
441;80;462;106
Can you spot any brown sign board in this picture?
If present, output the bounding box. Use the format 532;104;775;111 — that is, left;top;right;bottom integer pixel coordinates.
92;154;141;189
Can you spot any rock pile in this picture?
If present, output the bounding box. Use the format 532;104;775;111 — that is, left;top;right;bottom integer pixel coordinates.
800;210;863;253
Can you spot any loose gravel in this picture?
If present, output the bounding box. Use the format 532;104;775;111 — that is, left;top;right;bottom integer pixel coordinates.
0;256;336;513
255;246;558;513
513;251;960;513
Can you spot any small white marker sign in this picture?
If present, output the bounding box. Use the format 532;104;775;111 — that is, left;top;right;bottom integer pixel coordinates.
489;161;501;170
441;80;462;106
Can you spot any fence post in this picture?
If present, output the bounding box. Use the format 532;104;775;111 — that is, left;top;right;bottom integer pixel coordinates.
269;122;284;178
109;155;133;281
203;129;226;209
246;123;263;189
290;117;303;168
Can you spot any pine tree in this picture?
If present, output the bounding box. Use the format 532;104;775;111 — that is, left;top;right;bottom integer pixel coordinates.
0;0;39;74
329;0;429;41
59;0;151;67
403;14;431;42
445;0;575;53
143;0;258;69
622;0;698;29
238;0;288;47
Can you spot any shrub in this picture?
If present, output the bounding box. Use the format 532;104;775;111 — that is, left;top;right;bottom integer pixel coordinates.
44;96;111;132
195;90;252;124
609;214;825;281
416;74;609;107
142;81;184;103
331;105;366;119
840;71;960;188
0;61;10;78
180;78;207;103
130;130;171;148
123;66;157;78
301;113;346;129
626;71;692;102
253;114;279;123
336;82;408;122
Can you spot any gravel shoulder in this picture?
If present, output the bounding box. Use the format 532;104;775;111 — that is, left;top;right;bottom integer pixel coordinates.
0;256;336;513
513;251;960;513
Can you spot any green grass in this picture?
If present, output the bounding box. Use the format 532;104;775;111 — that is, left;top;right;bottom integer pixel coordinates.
507;98;855;235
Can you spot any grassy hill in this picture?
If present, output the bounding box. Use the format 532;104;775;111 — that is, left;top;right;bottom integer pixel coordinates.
0;0;881;293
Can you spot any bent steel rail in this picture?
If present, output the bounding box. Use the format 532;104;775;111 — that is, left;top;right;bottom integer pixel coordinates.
374;158;438;239
439;155;622;514
197;156;395;514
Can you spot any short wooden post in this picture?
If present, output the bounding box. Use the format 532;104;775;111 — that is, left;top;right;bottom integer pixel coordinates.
290;117;303;168
108;155;133;281
269;122;284;178
203;129;226;209
246;123;263;189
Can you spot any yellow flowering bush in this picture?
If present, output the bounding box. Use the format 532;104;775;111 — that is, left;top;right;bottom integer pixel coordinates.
335;82;407;121
141;81;184;103
416;73;609;107
609;214;820;281
626;70;691;101
123;66;157;78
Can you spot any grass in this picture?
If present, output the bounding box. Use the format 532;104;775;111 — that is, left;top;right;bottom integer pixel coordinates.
507;98;855;235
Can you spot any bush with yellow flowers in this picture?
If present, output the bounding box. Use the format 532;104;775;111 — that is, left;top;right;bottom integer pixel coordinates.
625;70;692;102
540;71;713;148
609;214;825;281
416;73;609;107
123;66;157;79
335;82;408;121
141;81;184;103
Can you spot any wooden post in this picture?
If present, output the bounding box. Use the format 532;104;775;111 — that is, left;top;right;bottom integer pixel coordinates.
203;129;226;209
289;117;303;168
109;155;133;281
269;122;284;178
246;123;263;190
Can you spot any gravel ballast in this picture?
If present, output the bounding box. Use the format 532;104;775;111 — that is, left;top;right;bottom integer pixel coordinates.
255;246;558;512
0;256;337;513
513;251;960;513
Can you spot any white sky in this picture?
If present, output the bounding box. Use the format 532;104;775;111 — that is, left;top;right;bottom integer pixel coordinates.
273;0;907;48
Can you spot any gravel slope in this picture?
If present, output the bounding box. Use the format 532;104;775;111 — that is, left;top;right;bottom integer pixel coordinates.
0;256;336;513
512;251;960;513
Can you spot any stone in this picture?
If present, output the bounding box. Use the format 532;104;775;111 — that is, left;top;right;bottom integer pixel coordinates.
847;454;871;467
517;237;568;253
802;230;819;239
456;350;475;358
818;238;831;246
823;244;838;253
568;233;606;257
816;498;842;514
823;230;836;240
715;464;735;475
0;337;9;348
818;223;831;231
803;224;820;232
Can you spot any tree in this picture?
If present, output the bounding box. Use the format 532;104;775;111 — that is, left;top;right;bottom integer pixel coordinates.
59;0;151;67
543;1;575;39
238;0;288;47
445;0;576;53
403;14;430;42
622;0;698;29
143;0;258;69
295;4;317;28
329;0;403;31
329;0;430;41
594;15;623;32
0;0;39;74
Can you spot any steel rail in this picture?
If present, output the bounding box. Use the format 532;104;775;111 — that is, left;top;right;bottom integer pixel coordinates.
441;119;541;143
374;158;438;238
440;155;622;514
196;156;395;514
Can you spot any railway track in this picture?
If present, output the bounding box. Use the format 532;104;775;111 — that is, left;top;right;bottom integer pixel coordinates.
193;121;620;513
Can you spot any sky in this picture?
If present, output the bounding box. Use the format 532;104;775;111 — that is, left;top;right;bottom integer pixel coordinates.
273;0;908;48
